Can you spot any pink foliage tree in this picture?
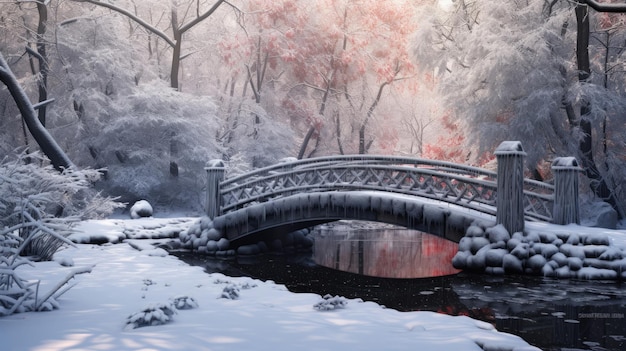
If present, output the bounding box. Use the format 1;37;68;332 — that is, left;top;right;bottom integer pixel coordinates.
219;0;420;158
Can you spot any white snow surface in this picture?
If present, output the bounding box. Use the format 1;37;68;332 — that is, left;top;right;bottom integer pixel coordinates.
0;217;541;351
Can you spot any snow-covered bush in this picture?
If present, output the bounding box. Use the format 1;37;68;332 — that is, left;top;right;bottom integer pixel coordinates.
124;302;177;330
0;153;117;316
313;294;348;311
0;247;93;316
171;295;199;310
0;152;121;259
220;284;240;300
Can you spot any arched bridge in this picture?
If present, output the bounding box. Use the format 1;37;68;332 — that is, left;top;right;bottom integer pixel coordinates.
205;142;581;245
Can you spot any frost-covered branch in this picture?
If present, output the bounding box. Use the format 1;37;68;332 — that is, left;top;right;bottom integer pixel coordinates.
34;265;93;310
179;0;225;35
0;52;73;171
582;0;626;13
70;0;175;47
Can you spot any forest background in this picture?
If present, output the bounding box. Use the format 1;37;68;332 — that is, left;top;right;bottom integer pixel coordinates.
2;0;626;220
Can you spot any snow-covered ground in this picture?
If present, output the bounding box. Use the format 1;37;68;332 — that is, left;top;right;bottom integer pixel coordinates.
0;217;542;351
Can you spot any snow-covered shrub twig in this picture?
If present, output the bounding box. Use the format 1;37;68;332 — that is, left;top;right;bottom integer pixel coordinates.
124;302;177;330
313;294;348;311
0;152;118;316
1;152;122;259
220;285;240;300
171;295;198;310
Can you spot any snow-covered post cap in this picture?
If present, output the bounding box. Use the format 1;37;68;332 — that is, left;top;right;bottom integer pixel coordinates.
551;157;582;171
205;159;225;218
205;159;225;169
494;141;527;156
552;157;581;225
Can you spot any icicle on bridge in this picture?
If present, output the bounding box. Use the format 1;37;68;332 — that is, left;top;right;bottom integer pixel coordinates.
205;141;581;245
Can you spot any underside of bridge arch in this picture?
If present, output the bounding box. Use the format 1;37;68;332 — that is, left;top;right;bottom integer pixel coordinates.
212;191;490;246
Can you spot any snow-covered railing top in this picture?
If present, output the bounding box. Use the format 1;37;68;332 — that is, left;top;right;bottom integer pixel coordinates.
212;154;557;223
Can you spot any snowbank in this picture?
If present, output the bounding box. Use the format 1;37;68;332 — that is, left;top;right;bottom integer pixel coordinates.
0;222;541;351
454;222;626;279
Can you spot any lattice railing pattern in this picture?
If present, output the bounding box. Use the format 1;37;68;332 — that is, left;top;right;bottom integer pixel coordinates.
219;156;555;222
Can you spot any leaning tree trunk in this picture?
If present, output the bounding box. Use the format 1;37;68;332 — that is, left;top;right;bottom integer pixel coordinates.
574;4;622;218
297;126;317;159
0;52;73;171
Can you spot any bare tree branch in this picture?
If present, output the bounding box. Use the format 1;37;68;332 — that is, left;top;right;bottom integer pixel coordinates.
179;0;225;34
71;0;175;47
582;0;626;13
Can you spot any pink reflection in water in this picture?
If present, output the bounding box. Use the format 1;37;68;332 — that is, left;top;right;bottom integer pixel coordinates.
313;228;461;279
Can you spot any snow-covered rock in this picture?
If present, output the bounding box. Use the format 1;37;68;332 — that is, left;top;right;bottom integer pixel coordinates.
237;244;261;256
130;200;153;219
454;221;626;280
582;201;618;229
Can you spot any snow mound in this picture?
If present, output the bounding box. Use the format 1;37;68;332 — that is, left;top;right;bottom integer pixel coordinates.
130;200;153;219
69;218;194;244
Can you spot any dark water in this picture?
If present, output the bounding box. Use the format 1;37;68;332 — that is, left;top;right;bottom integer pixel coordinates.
313;227;461;278
172;229;626;351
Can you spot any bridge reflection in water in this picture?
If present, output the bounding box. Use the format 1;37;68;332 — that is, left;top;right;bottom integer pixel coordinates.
312;226;461;279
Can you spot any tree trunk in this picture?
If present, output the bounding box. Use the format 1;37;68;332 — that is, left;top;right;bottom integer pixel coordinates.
36;2;49;126
0;53;73;171
575;5;622;217
359;81;389;154
297;126;317;159
335;111;344;155
170;8;182;91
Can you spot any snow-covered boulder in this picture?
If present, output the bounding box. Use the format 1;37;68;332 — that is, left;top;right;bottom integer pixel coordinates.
454;221;626;280
582;201;617;229
237;244;261;256
130;200;153;219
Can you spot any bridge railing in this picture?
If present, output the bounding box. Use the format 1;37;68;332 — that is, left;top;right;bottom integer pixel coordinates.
206;142;580;233
220;164;501;215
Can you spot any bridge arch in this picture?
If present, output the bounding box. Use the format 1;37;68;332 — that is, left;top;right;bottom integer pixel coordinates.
212;191;487;245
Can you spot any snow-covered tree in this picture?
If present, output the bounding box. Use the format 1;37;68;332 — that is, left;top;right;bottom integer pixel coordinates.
25;13;226;207
414;0;626;215
71;0;228;91
219;0;422;158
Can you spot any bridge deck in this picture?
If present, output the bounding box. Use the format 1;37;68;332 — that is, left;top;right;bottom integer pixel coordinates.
206;153;568;243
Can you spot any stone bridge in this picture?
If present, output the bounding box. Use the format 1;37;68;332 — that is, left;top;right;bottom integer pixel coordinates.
205;141;581;245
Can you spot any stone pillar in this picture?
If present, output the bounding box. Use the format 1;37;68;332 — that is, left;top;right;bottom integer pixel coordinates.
495;141;526;234
205;159;225;218
552;157;581;225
